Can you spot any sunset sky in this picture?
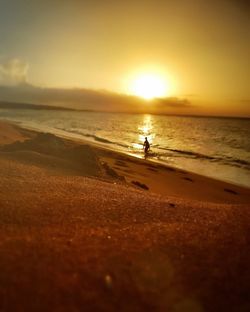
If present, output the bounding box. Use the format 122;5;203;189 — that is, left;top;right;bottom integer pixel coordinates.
0;0;249;116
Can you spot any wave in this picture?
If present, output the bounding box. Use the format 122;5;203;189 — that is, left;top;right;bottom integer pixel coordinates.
86;134;129;148
156;146;250;170
223;157;250;170
230;158;250;166
53;126;250;171
157;147;215;160
55;127;129;149
84;134;113;144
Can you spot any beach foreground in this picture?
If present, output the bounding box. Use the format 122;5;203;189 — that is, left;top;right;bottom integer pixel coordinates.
0;121;249;311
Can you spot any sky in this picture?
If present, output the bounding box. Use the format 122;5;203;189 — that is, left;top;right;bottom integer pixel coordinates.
0;0;249;116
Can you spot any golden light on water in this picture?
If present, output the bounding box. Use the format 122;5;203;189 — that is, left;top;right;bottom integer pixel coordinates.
138;115;154;147
132;115;154;152
130;73;170;100
139;115;153;137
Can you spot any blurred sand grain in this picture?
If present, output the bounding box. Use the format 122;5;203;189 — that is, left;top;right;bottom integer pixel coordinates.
0;121;249;312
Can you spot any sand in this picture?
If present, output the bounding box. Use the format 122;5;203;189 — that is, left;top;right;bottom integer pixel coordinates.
0;120;249;311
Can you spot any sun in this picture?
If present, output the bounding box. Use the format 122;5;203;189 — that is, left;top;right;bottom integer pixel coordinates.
132;74;168;100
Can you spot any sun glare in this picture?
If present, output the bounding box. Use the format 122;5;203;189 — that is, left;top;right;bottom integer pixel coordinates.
132;74;168;100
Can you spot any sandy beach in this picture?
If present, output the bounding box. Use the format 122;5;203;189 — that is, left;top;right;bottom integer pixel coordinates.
0;120;250;311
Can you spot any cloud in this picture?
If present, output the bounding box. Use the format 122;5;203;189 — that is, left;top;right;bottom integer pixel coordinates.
0;57;29;86
0;59;193;114
240;99;250;104
153;97;193;109
0;83;194;115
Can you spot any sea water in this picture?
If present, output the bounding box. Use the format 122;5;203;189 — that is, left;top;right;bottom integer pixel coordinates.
0;108;249;188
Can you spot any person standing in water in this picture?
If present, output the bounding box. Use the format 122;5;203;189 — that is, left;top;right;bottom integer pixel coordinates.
143;137;150;154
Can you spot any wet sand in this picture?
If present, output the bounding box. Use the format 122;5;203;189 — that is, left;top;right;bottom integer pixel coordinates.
0;120;249;311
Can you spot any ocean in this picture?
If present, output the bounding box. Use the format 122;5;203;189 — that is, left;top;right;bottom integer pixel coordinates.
1;108;250;188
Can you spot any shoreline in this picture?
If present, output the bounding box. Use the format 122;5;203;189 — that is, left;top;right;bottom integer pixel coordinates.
1;119;250;204
1;118;250;191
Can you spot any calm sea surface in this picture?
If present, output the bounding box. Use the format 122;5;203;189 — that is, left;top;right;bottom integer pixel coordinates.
1;109;250;188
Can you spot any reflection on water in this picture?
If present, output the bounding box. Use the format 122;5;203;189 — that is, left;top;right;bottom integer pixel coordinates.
138;115;154;144
1;108;250;187
133;115;155;151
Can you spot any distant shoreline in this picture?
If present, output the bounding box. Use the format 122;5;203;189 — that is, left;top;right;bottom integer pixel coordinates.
0;100;249;119
0;101;93;112
1;116;249;189
1;119;250;200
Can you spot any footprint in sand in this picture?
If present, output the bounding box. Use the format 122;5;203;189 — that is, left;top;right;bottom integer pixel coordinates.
131;181;149;190
182;177;194;182
224;188;238;195
169;203;175;208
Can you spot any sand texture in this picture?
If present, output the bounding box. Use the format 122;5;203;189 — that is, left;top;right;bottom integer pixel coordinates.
0;121;249;312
